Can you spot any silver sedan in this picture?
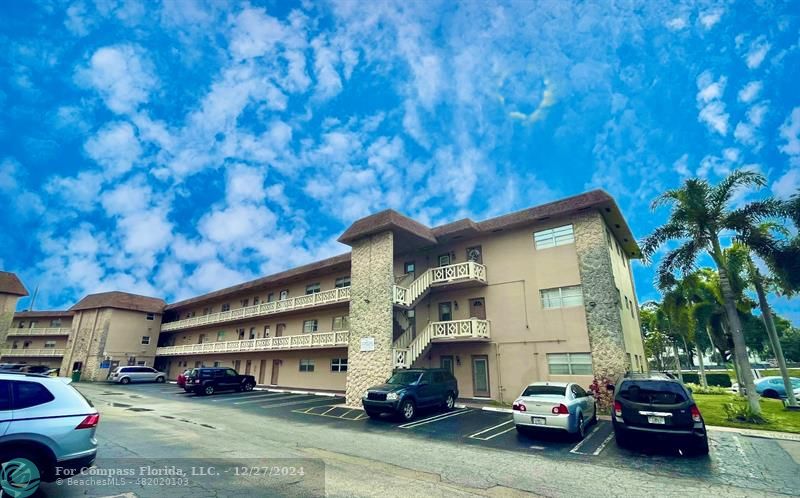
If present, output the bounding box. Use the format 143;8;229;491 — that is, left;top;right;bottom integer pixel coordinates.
512;381;597;440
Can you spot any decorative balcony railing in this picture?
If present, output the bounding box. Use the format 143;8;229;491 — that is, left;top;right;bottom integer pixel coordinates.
6;328;71;337
392;262;486;307
1;348;65;357
155;330;350;356
161;287;351;332
393;318;490;369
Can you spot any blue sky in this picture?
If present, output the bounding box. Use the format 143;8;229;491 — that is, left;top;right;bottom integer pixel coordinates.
0;1;798;323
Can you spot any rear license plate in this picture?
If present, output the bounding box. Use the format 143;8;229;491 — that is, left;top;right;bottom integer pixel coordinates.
647;416;666;425
531;417;546;425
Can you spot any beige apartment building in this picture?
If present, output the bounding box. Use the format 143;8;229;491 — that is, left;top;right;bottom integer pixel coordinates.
0;190;645;404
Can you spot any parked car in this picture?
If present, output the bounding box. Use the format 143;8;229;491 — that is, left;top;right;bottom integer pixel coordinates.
0;371;99;481
184;367;256;395
0;363;26;371
755;376;800;399
512;382;596;440
362;368;458;421
177;369;193;388
108;366;166;384
610;373;708;455
19;365;58;376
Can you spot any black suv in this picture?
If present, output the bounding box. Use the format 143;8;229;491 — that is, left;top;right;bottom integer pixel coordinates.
184;367;256;396
609;373;708;455
362;368;458;421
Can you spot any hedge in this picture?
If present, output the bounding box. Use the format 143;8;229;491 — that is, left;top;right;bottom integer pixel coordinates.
680;372;731;387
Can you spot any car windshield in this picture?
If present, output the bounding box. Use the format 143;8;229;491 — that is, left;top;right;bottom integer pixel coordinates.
619;380;687;404
387;372;422;385
522;385;566;396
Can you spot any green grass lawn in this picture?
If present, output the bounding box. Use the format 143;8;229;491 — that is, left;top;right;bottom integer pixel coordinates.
694;394;800;434
759;368;800;378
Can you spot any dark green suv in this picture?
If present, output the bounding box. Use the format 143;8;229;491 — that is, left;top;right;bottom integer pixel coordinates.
362;368;459;421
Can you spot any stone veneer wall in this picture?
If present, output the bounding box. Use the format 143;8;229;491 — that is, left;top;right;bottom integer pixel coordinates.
573;211;627;408
61;308;113;381
344;231;395;407
0;294;20;353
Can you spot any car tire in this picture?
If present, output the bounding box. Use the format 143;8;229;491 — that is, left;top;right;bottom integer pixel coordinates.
0;446;54;482
242;381;255;392
204;385;215;396
590;403;598;425
120;377;130;385
399;399;416;422
763;389;779;399
690;436;710;456
443;392;456;411
365;409;381;419
155;376;165;383
614;428;628;449
574;414;585;441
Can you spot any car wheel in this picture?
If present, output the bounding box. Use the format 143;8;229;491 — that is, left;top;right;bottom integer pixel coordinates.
0;447;52;483
120;377;130;385
155;376;165;383
515;425;529;436
204;385;215;396
443;392;455;411
242;381;255;392
399;399;416;421
365;409;381;419
690;436;710;456
763;389;779;399
614;428;628;449
574;414;585;441
590;403;598;425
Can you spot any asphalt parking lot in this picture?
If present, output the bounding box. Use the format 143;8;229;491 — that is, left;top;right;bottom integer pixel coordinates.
82;381;800;496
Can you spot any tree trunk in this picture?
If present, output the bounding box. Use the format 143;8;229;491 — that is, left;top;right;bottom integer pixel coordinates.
698;331;708;388
672;341;683;382
712;240;761;414
753;267;798;407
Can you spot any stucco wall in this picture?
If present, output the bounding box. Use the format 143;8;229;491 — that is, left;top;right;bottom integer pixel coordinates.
345;231;394;406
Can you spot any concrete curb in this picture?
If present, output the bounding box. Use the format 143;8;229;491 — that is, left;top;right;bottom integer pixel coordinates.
705;424;800;441
258;387;343;397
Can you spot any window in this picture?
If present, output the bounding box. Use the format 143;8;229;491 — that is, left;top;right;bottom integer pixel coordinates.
221;303;231;312
335;276;350;288
263;326;270;337
606;229;613;248
547;353;593;375
299;359;315;372
186;311;196;319
438;253;451;266
332;315;349;331
23;341;31;349
17;321;24;328
44;341;56;348
0;381;10;411
572;385;588;398
279;290;289;300
49;319;62;327
237;328;245;340
217;331;225;341
12;381;55;410
141;336;150;345
137;361;146;366
203;307;212;315
331;358;348;372
253;296;260;305
146;313;155;321
404;261;415;274
619;380;687;405
267;293;275;302
540;286;583;309
249;327;256;339
240;299;249;307
533;224;574;249
225;368;238;377
616;287;622;308
630;302;635;319
522;385;567;396
438;302;453;321
624;296;629;308
306;283;321;294
303;320;318;333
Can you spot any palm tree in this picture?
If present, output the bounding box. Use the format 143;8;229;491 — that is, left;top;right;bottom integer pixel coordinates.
641;170;784;414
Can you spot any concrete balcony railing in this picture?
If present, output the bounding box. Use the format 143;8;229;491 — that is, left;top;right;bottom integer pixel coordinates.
1;348;65;357
161;287;351;332
393;262;487;307
393;318;490;369
155;330;350;356
6;328;72;337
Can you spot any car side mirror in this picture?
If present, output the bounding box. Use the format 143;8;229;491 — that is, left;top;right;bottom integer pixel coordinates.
606;383;615;392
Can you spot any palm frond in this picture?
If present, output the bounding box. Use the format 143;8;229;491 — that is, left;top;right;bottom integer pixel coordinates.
708;169;767;212
639;223;690;262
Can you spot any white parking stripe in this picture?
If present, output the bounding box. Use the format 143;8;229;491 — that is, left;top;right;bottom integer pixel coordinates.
234;394;305;405
259;397;331;409
592;432;615;456
399;409;472;429
468;420;513;439
214;392;286;403
569;426;600;454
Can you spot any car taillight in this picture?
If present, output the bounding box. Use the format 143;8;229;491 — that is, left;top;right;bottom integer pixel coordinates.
690;404;702;423
551;404;569;415
76;413;100;430
512;402;527;412
613;401;622;417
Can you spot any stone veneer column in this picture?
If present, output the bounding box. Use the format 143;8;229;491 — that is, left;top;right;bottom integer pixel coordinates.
0;294;21;352
345;231;395;407
573;211;627;409
61;309;113;381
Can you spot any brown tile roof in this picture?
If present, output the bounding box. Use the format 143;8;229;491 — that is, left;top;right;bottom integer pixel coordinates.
0;271;28;296
165;252;352;311
70;291;166;314
338;209;437;246
14;310;73;318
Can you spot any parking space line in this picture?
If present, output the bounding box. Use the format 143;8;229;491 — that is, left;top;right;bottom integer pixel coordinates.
592;432;615;456
227;393;292;404
291;405;367;421
399;409;472;429
234;394;305;405
468;420;514;440
569;426;600;455
259;397;332;409
321;406;338;416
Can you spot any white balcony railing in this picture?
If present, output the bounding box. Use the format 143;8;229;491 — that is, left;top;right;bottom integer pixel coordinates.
393;262;486;307
155;330;350;356
393;318;490;369
1;348;65;357
161;287;351;332
6;328;71;337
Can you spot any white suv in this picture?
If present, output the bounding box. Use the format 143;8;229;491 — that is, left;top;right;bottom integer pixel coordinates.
0;372;99;481
109;366;166;384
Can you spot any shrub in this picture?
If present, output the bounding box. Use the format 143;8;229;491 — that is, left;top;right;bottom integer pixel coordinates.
723;401;768;425
682;373;699;384
685;382;729;395
679;372;731;387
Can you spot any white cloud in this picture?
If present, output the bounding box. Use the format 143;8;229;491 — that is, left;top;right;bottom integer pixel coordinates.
228;7;288;61
64;2;94;36
672;153;690;178
0;158;45;220
45;171;104;212
772;169;800;199
699;8;723;29
225;163;267;204
696;71;729;135
311;36;343;99
667;17;688;31
737;81;762;103
779;107;800;158
75;45;156;114
84;121;142;177
745;36;771;70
